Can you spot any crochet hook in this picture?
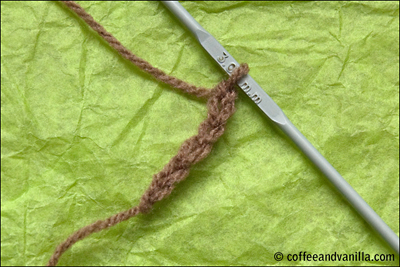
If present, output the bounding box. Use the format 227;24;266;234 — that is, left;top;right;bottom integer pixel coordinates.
162;1;399;255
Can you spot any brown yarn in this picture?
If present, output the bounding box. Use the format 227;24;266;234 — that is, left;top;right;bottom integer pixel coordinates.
62;0;214;99
47;1;249;266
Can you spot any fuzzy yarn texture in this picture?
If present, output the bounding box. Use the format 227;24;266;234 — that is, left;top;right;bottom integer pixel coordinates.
46;1;249;266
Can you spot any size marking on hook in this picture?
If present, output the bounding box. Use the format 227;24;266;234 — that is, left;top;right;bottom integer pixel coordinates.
216;51;262;104
249;93;262;104
217;51;237;73
239;81;262;104
227;63;236;72
217;51;228;63
239;82;251;93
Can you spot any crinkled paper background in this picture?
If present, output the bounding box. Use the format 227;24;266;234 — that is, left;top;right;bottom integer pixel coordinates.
1;1;399;266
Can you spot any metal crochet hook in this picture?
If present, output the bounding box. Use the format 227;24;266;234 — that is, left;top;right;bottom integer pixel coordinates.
162;1;399;255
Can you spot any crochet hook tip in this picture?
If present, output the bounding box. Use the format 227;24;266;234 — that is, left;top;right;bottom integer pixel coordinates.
162;0;400;256
162;1;288;125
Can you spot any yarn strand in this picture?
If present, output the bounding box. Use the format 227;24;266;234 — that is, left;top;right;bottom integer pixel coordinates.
47;1;249;266
62;1;213;99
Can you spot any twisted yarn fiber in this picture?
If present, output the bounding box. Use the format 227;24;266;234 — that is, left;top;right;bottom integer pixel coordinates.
47;1;249;266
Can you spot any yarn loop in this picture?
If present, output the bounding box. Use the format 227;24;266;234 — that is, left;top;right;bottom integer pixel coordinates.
47;2;249;265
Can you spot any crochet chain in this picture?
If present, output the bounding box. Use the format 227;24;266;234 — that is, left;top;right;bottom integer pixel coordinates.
47;1;249;265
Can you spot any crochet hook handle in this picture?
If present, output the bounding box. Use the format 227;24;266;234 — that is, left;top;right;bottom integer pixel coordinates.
162;1;399;255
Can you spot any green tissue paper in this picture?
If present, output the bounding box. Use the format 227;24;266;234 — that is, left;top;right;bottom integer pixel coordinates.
1;1;399;266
